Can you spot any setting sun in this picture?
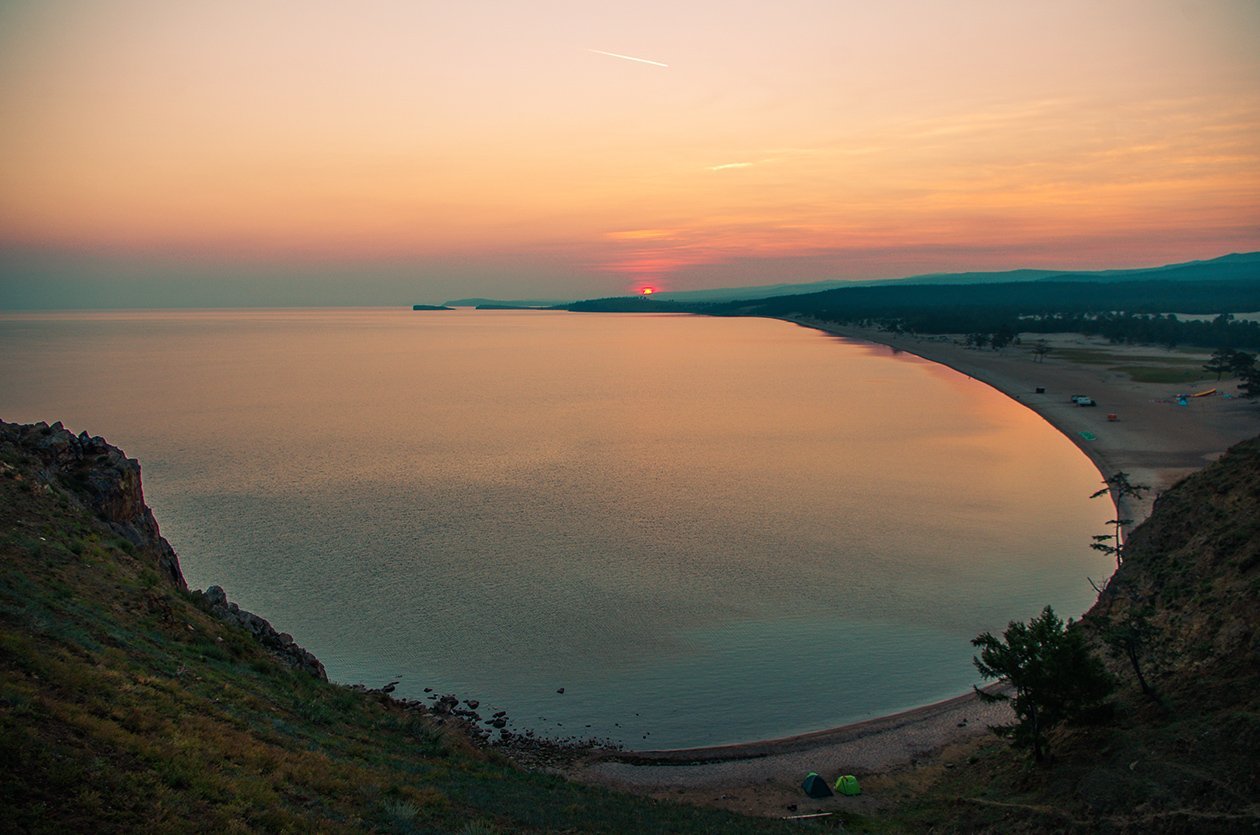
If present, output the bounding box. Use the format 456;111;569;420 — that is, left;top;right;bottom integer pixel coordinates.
0;1;1256;306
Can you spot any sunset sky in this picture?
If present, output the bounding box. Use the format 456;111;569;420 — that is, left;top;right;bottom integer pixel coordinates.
2;0;1258;307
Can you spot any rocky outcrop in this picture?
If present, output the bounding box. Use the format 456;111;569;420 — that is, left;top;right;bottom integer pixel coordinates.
0;420;185;589
1;419;327;681
201;585;327;680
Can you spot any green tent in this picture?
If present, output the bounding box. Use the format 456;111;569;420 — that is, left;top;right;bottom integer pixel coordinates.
834;774;861;796
801;772;833;798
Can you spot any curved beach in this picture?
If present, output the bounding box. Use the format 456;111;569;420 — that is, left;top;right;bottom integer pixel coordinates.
789;320;1259;525
571;319;1259;815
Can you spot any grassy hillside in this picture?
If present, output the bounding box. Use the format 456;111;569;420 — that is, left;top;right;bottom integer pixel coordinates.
882;437;1260;833
0;421;792;833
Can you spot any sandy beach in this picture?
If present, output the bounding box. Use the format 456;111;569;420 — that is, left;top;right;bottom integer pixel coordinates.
569;318;1260;817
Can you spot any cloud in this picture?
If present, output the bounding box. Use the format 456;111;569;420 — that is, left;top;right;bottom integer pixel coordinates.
604;229;680;241
585;48;669;68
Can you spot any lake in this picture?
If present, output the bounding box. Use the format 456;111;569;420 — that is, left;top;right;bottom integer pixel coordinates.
0;308;1111;748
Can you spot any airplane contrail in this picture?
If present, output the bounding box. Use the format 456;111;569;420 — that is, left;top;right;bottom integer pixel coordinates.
586;48;669;68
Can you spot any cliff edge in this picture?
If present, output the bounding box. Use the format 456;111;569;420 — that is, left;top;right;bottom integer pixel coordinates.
0;419;780;832
0;420;326;680
1;420;186;590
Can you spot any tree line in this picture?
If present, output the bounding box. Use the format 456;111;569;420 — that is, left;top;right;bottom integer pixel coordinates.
564;278;1260;350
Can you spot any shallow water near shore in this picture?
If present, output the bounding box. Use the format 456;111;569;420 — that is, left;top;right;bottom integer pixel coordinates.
0;308;1112;748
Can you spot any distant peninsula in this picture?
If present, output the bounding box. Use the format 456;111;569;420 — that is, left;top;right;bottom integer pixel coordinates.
411;304;454;311
443;297;573;308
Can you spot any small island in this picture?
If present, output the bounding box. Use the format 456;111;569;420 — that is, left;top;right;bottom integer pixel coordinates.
411;304;454;311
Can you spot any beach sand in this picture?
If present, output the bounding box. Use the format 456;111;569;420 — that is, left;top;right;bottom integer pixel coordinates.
798;321;1259;526
568;320;1259;817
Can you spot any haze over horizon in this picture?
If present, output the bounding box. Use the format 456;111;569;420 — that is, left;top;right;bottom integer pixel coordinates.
2;0;1258;309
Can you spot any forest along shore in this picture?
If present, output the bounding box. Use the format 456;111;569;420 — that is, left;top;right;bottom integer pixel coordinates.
569;321;1259;817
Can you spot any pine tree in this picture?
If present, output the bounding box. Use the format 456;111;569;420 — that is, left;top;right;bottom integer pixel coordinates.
973;606;1115;762
1090;472;1149;568
1203;348;1235;380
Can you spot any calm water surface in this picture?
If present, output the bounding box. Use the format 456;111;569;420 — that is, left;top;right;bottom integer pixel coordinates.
0;308;1111;748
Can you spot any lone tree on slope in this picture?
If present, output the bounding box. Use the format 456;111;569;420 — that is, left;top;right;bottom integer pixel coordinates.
1090;472;1150;568
1100;603;1163;703
973;606;1115;763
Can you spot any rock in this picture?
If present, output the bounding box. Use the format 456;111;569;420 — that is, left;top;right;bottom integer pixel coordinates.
197;583;327;680
1;421;338;681
556;687;565;694
3;420;185;589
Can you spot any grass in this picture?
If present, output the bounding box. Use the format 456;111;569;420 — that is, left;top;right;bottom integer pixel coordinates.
1039;346;1225;384
1115;366;1214;384
1047;347;1204;366
0;443;794;833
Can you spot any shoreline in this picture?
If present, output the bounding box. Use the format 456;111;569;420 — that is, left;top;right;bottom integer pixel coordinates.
593;683;1012;766
778;316;1259;526
570;317;1258;813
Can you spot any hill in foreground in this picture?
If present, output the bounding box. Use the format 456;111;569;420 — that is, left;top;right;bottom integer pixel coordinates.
0;420;790;833
885;436;1259;832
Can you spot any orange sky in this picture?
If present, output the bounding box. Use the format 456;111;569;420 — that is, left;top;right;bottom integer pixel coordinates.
1;0;1258;305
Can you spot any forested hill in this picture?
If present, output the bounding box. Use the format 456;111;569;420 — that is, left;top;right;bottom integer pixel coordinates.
626;251;1260;304
562;277;1260;348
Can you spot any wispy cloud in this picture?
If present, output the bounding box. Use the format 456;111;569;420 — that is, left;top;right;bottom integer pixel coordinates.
707;162;754;171
585;48;669;68
605;228;679;241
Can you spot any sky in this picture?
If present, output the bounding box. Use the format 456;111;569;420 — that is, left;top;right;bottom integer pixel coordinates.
1;0;1258;308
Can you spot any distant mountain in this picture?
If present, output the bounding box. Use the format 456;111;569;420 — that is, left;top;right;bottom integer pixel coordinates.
1031;252;1260;285
649;270;1066;302
649;252;1260;303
